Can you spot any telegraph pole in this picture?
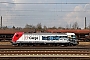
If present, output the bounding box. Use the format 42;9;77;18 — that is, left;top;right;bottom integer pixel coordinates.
85;17;86;29
1;16;2;28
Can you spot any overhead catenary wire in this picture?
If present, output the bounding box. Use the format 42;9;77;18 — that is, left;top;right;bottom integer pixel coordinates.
0;1;89;13
0;1;90;29
0;9;89;12
0;2;90;4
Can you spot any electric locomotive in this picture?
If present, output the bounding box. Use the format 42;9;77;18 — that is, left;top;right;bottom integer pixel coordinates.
11;32;78;46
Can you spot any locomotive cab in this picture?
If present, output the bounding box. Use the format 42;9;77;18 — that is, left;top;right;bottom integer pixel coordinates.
12;32;24;45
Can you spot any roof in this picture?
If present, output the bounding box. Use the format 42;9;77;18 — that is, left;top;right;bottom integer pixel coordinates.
24;33;67;35
0;29;90;34
46;29;90;34
0;29;35;34
66;33;75;35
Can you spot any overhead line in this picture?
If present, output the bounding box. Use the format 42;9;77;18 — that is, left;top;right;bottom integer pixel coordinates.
1;9;90;12
0;2;89;4
0;10;89;12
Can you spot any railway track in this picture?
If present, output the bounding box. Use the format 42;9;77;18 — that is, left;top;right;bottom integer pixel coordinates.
0;45;89;51
0;57;90;60
0;46;89;58
0;45;89;60
0;45;89;48
0;50;89;58
0;47;89;52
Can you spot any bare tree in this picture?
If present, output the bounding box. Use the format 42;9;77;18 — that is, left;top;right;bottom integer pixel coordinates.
72;22;79;29
25;24;34;29
3;26;8;29
58;26;63;29
52;26;57;29
12;26;15;29
43;25;47;30
88;23;90;29
66;24;69;29
36;23;42;30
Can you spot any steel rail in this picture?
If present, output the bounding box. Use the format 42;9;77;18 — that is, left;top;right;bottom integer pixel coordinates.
0;48;89;51
0;50;89;58
0;54;89;58
0;57;89;60
0;51;89;54
0;45;89;49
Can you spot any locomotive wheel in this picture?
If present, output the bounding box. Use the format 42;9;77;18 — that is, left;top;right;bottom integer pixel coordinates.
65;44;68;46
73;44;77;46
56;44;60;46
60;44;65;47
17;43;23;47
47;44;52;46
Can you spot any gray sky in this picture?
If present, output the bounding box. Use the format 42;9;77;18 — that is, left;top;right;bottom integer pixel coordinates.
0;0;90;28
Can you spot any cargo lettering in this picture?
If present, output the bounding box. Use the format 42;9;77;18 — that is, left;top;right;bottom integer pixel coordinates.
29;36;38;40
24;36;38;40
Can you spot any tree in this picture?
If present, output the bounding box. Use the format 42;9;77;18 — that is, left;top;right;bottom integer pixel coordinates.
72;22;79;29
25;24;34;29
66;24;72;29
12;26;15;29
58;26;63;29
88;23;90;29
52;26;57;29
43;25;47;30
2;26;8;29
36;23;42;30
66;24;69;29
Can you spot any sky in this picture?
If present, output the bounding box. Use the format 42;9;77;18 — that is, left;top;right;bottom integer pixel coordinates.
0;0;90;29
